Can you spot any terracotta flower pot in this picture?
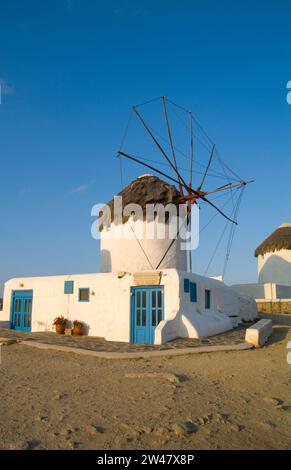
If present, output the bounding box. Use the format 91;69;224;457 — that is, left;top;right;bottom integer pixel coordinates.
73;325;83;336
55;324;65;334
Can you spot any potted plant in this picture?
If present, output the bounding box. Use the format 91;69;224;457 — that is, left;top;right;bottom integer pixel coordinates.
53;316;67;334
73;320;84;336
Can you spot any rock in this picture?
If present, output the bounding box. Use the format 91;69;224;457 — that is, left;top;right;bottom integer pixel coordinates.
276;404;291;412
229;423;244;432
215;413;229;424
83;424;105;435
26;439;42;450
35;415;49;423
258;420;277;430
172;421;198;437
263;397;283;406
141;426;153;435
124;372;181;384
55;393;66;400
196;416;209;426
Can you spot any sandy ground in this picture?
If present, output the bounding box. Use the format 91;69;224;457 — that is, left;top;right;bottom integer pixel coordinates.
0;315;291;450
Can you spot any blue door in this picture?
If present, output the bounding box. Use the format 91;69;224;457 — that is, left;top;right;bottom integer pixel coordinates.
131;286;164;344
11;290;33;332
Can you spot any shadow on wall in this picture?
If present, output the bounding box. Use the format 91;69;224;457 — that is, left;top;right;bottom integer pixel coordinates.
259;255;291;285
100;250;112;273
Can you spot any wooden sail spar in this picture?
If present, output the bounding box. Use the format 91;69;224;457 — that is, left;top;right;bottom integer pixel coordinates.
118;96;254;226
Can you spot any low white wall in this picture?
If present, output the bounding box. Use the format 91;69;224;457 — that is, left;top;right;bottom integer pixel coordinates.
232;282;291;301
245;319;272;347
276;284;291;299
232;283;266;299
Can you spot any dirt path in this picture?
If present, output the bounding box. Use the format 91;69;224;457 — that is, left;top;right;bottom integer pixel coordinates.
0;315;290;450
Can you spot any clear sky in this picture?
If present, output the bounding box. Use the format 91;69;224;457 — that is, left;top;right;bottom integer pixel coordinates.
0;0;291;295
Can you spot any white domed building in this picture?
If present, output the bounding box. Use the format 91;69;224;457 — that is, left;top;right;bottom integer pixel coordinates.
1;175;257;343
232;223;291;313
255;223;291;286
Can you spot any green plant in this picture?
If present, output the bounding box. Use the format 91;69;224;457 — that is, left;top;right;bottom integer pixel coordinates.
73;320;84;328
53;316;67;326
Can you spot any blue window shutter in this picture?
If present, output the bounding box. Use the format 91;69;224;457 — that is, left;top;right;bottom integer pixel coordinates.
190;282;197;302
64;281;74;294
184;279;190;293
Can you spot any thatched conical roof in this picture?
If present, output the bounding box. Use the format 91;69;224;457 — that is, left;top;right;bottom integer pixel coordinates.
254;223;291;257
100;174;181;229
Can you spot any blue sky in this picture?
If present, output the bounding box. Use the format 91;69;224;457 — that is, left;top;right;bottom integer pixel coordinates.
0;0;291;294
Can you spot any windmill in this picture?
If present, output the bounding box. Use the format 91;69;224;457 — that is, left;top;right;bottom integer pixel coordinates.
117;96;254;278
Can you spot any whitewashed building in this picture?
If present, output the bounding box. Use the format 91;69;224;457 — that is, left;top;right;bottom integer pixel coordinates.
1;175;257;344
232;223;291;301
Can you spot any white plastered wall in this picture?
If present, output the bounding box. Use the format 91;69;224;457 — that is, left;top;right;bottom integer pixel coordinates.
100;218;187;273
2;273;134;341
258;250;291;286
2;269;257;344
155;271;258;344
1;270;179;342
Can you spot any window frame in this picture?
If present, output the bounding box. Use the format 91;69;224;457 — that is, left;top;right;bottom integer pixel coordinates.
78;288;90;302
205;289;211;309
184;278;190;293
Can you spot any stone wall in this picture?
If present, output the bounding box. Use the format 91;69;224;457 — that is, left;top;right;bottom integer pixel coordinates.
256;300;291;314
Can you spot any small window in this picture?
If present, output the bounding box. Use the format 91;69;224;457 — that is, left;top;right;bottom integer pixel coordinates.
79;288;90;302
190;282;197;302
64;280;74;294
184;279;190;293
205;289;211;309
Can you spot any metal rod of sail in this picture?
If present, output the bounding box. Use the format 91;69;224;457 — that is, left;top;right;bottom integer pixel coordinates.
198;143;216;190
177;180;254;201
118;151;186;188
204;179;254;196
132;106;189;190
162;96;179;177
118;151;238;224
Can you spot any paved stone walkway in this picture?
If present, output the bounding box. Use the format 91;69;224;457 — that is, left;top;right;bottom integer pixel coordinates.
0;324;251;353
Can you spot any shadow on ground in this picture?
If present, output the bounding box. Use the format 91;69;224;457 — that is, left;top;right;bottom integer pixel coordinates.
259;313;291;345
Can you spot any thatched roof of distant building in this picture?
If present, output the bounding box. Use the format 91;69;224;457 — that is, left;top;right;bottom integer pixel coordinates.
99;174;181;230
254;223;291;257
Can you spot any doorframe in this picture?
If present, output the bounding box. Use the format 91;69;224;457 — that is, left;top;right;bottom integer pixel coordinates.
10;290;33;331
130;285;164;344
